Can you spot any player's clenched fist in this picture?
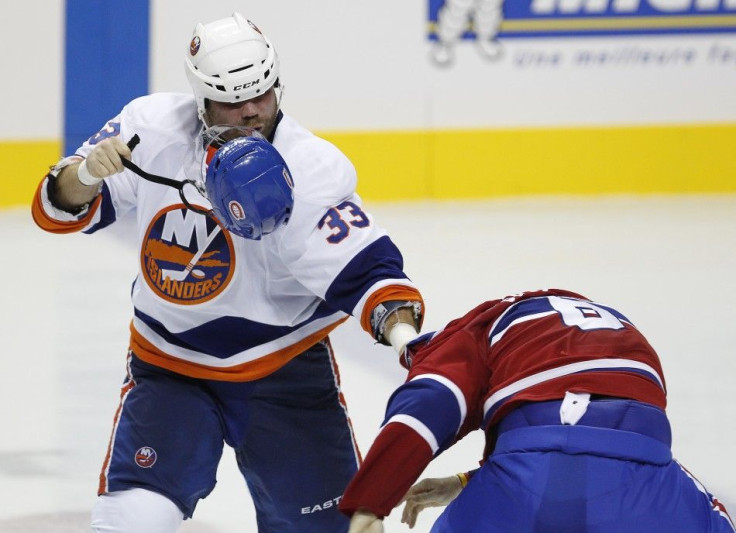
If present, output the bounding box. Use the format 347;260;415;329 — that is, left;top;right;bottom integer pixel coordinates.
77;137;132;186
348;510;383;533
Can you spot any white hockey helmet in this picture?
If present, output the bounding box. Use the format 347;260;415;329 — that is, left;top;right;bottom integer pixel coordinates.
185;13;280;120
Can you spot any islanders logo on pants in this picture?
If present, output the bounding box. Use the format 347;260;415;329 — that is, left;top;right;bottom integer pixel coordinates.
134;446;157;468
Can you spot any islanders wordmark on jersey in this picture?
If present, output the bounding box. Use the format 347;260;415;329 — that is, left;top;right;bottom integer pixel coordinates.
141;205;234;305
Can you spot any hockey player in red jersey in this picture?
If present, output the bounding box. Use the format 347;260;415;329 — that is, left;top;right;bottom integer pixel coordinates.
340;289;735;533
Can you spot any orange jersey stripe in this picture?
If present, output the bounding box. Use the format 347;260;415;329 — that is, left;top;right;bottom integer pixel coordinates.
98;361;136;495
324;337;363;464
360;285;425;335
31;177;103;234
129;317;350;382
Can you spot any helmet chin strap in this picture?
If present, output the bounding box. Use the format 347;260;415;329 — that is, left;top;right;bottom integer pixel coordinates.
199;101;210;127
121;134;214;218
274;80;285;108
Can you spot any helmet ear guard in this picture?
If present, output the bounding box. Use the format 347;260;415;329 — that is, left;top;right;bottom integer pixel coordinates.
185;12;281;120
205;135;294;240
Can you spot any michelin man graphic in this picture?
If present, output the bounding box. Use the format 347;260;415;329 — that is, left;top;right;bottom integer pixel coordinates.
432;0;505;65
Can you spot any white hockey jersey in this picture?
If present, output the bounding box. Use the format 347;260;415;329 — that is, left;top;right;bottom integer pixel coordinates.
32;93;423;381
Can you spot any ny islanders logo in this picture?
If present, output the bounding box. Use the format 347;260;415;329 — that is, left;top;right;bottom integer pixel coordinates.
141;205;235;304
190;35;201;56
135;446;157;468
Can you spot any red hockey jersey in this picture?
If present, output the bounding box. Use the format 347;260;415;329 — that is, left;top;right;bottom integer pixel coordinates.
340;288;667;517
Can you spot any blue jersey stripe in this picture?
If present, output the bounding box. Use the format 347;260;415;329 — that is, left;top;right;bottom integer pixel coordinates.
490;297;555;340
490;297;637;345
384;377;462;454
82;184;117;233
133;300;339;359
325;236;408;314
482;358;665;427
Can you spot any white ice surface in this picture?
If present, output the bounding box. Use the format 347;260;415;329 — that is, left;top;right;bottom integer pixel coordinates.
1;195;734;532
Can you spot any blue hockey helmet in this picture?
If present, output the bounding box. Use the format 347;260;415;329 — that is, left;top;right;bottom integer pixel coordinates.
205;136;294;240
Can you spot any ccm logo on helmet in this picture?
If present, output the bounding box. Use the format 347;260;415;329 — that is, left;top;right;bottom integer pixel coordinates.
228;201;246;221
234;80;260;91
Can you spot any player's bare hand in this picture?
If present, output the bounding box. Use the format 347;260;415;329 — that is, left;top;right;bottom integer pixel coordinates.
348;510;383;533
84;137;132;180
398;475;463;528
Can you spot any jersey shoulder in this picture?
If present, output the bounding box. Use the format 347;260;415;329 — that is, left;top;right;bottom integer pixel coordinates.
273;114;357;206
419;289;595;352
121;92;201;143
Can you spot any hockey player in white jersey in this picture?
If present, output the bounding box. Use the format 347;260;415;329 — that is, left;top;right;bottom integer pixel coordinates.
32;13;423;533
